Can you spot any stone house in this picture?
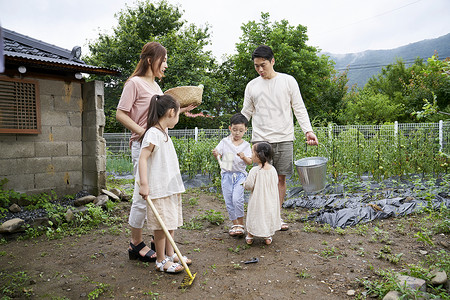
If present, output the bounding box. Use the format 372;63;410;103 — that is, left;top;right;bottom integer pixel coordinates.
0;28;119;197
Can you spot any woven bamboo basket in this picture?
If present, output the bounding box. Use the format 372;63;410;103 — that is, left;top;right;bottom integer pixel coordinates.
164;85;203;107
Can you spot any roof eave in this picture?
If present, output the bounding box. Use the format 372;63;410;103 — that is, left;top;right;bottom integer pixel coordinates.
5;55;120;76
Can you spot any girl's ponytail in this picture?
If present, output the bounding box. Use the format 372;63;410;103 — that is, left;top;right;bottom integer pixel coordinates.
140;94;180;142
255;142;273;168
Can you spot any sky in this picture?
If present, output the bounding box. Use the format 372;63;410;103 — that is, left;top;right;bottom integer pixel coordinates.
1;0;449;61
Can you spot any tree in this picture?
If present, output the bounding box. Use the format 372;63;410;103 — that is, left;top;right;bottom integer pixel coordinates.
227;13;346;123
338;89;404;125
85;0;185;110
84;0;221;130
405;55;450;121
361;54;450;122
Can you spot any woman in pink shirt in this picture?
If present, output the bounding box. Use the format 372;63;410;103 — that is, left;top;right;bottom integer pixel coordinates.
116;42;194;262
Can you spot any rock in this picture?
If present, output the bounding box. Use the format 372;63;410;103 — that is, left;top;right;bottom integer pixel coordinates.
0;218;25;233
121;193;131;201
346;289;356;296
74;195;96;207
9;203;21;213
430;270;447;285
30;217;50;227
419;250;428;255
396;275;426;292
65;209;75;222
109;188;122;199
94;194;109;208
65;207;89;222
383;290;401;300
439;240;449;249
101;189;120;201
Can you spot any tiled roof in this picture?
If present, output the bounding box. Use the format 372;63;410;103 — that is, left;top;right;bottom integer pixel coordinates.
3;28;119;76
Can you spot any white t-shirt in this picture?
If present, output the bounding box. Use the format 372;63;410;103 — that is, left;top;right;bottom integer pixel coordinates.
214;136;251;175
135;127;185;199
242;72;313;143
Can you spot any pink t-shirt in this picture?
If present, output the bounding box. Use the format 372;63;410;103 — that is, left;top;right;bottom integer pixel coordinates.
117;76;163;145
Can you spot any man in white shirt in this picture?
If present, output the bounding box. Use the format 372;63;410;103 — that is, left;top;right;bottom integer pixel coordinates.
241;45;318;231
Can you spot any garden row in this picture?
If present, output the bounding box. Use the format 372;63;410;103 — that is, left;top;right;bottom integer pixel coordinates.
106;122;450;184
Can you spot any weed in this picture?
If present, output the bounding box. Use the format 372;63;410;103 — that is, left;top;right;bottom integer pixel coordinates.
402;264;433;281
376;248;403;264
241;244;251;250
353;223;369;236
296;269;311;279
108;225;123;235
302;222;317;233
334;227;346;235
180;219;203;230
414;229;434;246
143;290;160;299
0;271;32;298
200;209;225;225
395;222;406;235
88;282;110;300
425;250;450;274
228;245;242;253
285;211;300;222
320;223;333;234
233;263;242;270
319;246;340;259
356;247;365;257
371;226;392;244
187;197;199;206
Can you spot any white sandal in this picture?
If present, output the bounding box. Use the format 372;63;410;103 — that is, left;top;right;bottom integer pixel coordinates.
168;253;192;265
280;219;289;231
155;257;184;273
229;225;245;236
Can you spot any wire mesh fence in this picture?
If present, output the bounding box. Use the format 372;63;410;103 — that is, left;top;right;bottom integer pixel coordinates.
105;121;450;178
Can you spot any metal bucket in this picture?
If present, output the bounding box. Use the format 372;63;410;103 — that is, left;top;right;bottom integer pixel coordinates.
294;156;328;194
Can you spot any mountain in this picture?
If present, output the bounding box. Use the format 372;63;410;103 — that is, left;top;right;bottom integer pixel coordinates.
323;33;450;88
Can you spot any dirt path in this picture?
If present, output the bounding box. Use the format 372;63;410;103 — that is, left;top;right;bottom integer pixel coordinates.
0;188;447;299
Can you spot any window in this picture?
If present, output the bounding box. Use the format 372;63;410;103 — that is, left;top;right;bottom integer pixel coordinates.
0;77;40;134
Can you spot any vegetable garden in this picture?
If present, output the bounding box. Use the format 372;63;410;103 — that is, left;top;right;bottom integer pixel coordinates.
105;121;450;184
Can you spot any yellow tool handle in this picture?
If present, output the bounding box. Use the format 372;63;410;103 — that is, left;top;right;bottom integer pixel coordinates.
145;195;193;279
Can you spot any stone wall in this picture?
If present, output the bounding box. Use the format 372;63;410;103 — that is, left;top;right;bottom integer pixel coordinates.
82;80;106;195
0;77;106;197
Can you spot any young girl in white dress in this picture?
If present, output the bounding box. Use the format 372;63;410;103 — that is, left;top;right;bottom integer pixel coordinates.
137;94;192;273
244;142;281;245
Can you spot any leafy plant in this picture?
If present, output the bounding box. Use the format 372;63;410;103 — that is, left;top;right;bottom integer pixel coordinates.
180;219;203;230
0;271;32;298
296;269;312;279
199;209;225;225
88;282;110;300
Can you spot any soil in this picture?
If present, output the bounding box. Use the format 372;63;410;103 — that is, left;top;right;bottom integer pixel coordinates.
1;185;448;300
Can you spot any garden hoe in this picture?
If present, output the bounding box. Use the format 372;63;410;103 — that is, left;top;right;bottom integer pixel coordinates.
143;195;197;288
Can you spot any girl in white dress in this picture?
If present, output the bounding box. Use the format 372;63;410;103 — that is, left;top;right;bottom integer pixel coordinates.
137;94;191;273
244;142;281;245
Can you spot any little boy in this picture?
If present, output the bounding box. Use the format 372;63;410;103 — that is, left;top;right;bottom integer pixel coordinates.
212;113;252;236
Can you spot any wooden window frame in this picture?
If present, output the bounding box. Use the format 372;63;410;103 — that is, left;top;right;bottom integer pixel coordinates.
0;77;41;134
